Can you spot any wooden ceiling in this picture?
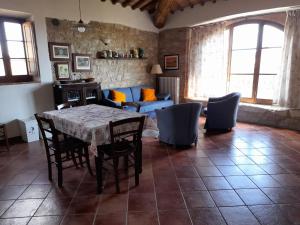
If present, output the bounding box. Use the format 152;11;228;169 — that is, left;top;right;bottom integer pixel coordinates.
101;0;222;28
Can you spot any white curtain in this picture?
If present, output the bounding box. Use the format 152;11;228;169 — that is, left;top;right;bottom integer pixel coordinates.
187;23;229;99
274;10;300;108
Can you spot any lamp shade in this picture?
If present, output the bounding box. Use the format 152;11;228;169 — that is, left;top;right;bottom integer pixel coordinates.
150;64;163;75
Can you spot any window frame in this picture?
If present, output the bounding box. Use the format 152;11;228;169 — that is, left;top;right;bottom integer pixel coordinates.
227;20;284;105
0;16;34;83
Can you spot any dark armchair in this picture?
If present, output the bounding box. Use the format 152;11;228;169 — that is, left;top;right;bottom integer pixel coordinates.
156;103;202;147
204;92;241;131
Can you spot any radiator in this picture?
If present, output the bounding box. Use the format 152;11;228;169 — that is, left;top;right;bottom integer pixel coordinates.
158;76;180;104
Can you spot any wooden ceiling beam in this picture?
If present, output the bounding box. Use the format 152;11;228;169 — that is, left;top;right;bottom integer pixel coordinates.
111;0;121;4
153;0;176;28
131;0;149;9
122;0;134;7
140;0;156;11
148;5;157;14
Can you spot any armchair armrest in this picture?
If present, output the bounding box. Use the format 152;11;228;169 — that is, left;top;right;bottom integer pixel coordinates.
156;93;171;101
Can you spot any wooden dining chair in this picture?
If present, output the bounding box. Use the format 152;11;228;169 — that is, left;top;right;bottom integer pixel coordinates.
35;114;93;187
99;116;145;193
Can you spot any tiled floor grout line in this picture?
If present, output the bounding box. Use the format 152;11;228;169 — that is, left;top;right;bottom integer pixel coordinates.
57;170;86;225
194;158;231;225
26;182;55;225
151;146;162;225
125;169;130;225
166;146;195;225
0;170;40;222
92;181;103;225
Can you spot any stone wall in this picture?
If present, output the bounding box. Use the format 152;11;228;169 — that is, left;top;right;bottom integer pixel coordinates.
158;28;190;101
46;18;158;89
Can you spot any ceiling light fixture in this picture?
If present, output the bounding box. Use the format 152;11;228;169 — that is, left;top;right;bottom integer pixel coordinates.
76;0;86;32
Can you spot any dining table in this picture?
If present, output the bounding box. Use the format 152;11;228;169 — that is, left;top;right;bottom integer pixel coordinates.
43;104;146;193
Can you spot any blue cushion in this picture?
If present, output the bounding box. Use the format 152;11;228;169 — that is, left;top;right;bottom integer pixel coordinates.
130;86;150;102
102;88;133;102
137;100;174;113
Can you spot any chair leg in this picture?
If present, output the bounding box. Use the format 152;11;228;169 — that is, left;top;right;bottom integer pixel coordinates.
95;154;103;194
84;145;93;176
78;148;84;167
70;150;79;169
113;157;120;193
47;159;52;181
124;155;129;172
55;153;63;188
138;141;143;173
134;152;139;186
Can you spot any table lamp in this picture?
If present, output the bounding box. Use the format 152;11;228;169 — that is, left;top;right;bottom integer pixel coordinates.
150;64;163;92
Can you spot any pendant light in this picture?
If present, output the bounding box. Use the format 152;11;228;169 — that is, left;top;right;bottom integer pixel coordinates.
76;0;86;32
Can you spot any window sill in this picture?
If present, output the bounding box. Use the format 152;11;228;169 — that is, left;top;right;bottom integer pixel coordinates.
0;80;41;86
185;97;290;111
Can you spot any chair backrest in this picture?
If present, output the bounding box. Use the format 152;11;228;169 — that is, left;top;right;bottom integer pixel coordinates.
109;116;145;153
35;114;60;154
56;103;71;110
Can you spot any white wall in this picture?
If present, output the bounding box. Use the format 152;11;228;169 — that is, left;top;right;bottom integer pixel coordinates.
164;0;300;29
0;0;157;137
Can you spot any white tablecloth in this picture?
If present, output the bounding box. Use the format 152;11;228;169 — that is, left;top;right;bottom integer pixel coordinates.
43;104;144;156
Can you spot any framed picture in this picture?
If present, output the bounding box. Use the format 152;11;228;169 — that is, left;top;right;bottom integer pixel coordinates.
164;54;179;70
48;42;71;61
73;54;92;72
55;62;70;80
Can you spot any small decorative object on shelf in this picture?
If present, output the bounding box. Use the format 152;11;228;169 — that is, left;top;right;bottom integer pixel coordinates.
97;50;107;59
107;50;113;58
96;48;147;60
138;48;144;58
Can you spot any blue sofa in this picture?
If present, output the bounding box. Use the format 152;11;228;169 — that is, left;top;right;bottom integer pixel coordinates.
156;103;202;146
204;92;241;131
101;86;174;117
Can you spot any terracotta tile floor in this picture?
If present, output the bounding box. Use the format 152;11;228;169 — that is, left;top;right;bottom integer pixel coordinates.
1;120;300;225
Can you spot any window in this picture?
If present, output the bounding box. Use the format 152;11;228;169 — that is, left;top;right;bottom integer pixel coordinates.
0;17;38;83
228;21;284;104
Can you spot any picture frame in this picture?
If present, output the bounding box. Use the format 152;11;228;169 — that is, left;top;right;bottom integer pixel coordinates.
55;62;70;80
73;53;92;72
48;42;71;61
164;54;179;70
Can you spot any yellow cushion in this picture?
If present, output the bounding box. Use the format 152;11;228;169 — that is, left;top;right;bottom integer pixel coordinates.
111;90;126;103
142;88;157;102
